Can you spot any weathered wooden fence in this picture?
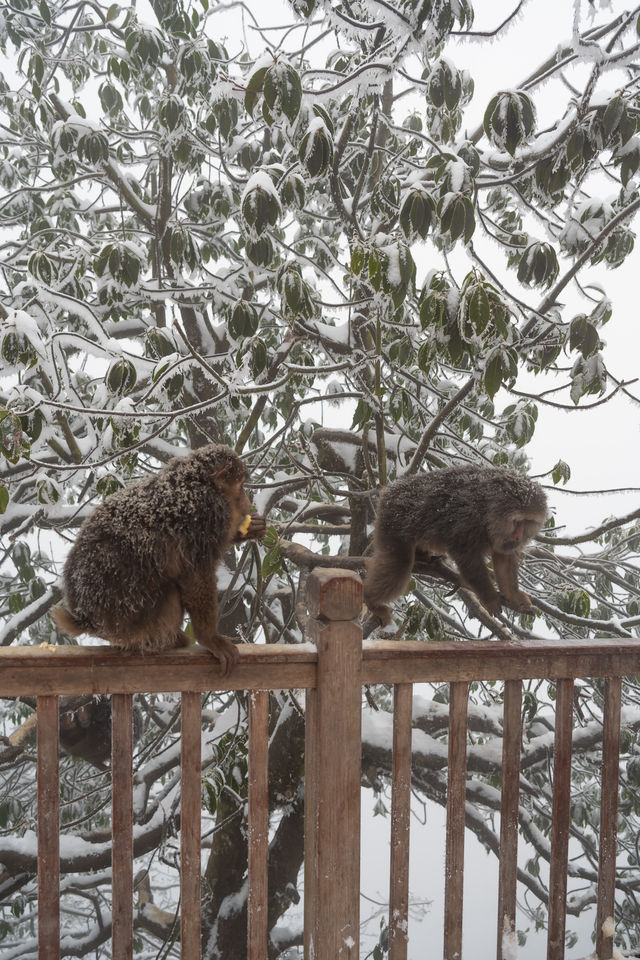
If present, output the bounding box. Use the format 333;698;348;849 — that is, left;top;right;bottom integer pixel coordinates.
0;568;638;960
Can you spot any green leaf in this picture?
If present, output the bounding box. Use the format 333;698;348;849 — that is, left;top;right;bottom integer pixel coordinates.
245;235;273;267
244;65;268;117
312;103;334;136
504;102;521;157
569;315;599;357
399;190;434;241
551;460;571;485
602;96;624;142
251;338;268;376
483;354;503;399
569;375;584;405
483;91;535;156
108;246;121;276
299;123;333;178
417;341;432;372
280;173;305;209
468;284;491;333
106;358;137;395
262;544;282;578
32;54;44;85
241;181;281;238
483;94;500;139
122;252;140;286
351;398;372;430
449;198;465;241
160;97;183;131
263;62;302;124
261;524;279;550
230;301;259;339
39;0;51;25
0;485;9;514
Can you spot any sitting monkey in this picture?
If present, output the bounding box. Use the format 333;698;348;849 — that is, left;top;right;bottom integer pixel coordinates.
52;444;266;674
363;465;547;626
59;695;142;769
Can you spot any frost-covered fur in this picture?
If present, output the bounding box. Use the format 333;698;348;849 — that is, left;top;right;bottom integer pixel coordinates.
364;466;548;624
52;444;250;669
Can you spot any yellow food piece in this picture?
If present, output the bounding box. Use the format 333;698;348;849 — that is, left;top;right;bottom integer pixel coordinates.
238;514;252;536
39;642;57;651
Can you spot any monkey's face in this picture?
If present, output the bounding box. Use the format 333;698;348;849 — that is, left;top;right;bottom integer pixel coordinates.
236;481;252;518
493;513;544;553
226;477;253;534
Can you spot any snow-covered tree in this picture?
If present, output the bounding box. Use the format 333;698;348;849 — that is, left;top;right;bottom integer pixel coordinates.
1;0;640;955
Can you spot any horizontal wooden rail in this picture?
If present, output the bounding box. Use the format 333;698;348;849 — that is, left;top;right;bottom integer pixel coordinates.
362;636;640;684
3;635;640;697
0;644;318;696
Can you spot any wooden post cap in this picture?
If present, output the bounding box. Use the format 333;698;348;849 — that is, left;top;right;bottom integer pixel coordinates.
307;568;363;621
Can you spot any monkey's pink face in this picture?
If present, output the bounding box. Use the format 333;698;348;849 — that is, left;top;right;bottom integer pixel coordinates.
237;482;251;517
496;514;543;553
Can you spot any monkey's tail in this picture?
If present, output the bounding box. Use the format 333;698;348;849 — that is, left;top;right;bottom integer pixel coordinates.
51;604;86;637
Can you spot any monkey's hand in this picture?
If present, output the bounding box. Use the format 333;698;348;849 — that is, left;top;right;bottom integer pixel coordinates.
233;514;267;542
198;633;240;676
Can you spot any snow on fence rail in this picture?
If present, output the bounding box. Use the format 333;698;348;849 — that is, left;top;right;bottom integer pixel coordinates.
0;568;638;960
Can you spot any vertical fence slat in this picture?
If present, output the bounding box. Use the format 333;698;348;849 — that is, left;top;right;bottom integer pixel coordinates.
181;692;202;960
389;683;413;960
547;678;574;960
444;681;469;960
595;677;622;960
304;684;319;959
497;680;522;960
112;693;134;960
305;568;362;960
248;689;269;960
38;694;60;960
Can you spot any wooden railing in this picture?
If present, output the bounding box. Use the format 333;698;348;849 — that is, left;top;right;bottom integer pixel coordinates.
1;568;639;960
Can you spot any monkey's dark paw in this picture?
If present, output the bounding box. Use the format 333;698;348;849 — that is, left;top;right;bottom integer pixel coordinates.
363;614;406;641
175;630;193;649
481;594;503;616
197;634;239;676
503;592;534;614
233;514;267;542
244;514;267;540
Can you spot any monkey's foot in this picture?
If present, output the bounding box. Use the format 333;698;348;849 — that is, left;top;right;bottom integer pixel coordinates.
502;592;534;614
362;604;394;640
362;601;393;628
475;593;502;616
382;621;406;641
363;614;406;641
